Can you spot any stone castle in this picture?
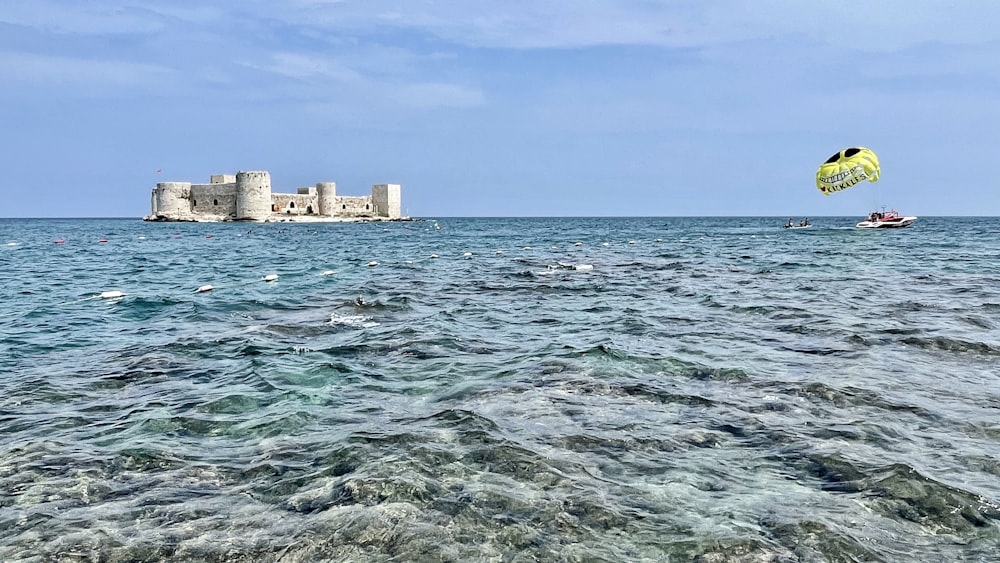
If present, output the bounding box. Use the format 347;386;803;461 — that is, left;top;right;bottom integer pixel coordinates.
144;171;402;222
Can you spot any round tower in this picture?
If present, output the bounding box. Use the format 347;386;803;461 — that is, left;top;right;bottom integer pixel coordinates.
236;171;272;220
154;182;192;219
316;182;337;216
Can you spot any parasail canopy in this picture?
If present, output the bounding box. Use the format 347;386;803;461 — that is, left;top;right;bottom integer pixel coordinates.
815;147;880;196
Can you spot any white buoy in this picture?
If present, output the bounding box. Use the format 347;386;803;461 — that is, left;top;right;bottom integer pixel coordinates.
655;238;663;242
628;240;636;244
523;246;532;250
575;264;594;271
367;261;378;267
99;290;124;299
495;250;504;255
602;242;609;247
263;274;278;282
463;252;472;258
574;242;582;246
405;260;413;264
196;285;214;293
430;254;438;259
6;242;16;246
322;270;335;276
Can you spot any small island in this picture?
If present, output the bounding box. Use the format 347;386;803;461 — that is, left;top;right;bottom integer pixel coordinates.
144;170;405;222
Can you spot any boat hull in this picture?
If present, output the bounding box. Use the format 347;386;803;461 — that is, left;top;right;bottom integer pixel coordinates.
855;216;917;229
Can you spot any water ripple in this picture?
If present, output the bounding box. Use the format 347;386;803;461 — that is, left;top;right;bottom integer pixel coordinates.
1;217;999;561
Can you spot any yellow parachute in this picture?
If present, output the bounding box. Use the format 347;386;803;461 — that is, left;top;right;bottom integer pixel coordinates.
815;147;880;196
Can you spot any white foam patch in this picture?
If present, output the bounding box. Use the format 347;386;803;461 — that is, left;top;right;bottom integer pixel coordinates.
328;314;379;328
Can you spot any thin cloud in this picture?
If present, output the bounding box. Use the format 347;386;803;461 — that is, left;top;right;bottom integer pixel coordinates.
0;1;224;35
5;1;1000;51
251;52;363;83
282;0;1000;50
0;51;172;89
391;82;485;108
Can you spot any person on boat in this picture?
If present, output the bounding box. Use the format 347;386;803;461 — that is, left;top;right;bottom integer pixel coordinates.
785;218;793;228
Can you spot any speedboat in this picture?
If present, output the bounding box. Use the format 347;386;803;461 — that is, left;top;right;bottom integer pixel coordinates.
856;209;917;229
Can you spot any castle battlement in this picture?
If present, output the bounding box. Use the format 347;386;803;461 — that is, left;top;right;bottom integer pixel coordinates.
145;171;403;222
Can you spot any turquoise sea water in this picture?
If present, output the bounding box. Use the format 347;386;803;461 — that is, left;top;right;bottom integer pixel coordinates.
1;216;999;562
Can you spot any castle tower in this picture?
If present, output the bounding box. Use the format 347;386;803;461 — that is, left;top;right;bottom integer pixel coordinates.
235;171;272;221
316;182;337;216
371;184;402;218
154;182;192;219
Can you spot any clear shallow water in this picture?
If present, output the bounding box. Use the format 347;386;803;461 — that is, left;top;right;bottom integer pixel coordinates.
1;216;999;562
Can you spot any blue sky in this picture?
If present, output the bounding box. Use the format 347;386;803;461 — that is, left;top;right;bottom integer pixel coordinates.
2;1;998;218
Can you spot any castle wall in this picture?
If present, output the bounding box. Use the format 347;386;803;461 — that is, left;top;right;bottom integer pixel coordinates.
146;172;403;222
190;183;237;218
236;171;272;221
334;196;374;217
271;193;319;215
371;184;402;218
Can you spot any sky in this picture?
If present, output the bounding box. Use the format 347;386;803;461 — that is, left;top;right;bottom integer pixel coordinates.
1;0;998;218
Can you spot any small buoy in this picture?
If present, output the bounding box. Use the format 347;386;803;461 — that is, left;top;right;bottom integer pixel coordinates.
7;242;17;246
263;274;278;282
138;236;146;240
574;242;582;247
98;238;108;243
602;242;609;247
655;238;663;242
195;285;214;293
322;270;335;276
463;252;472;257
495;250;504;255
628;240;636;245
575;264;594;271
430;254;438;259
99;290;124;299
54;239;65;244
523;246;532;250
367;261;378;267
205;234;214;239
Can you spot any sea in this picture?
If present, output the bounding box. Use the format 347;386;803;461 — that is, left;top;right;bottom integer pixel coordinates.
1;216;998;562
